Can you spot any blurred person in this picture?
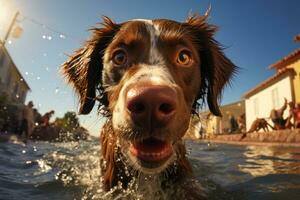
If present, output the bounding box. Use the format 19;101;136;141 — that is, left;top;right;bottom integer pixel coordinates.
295;103;300;128
237;113;246;132
20;101;35;138
288;102;300;129
41;110;55;127
270;98;288;130
229;114;238;133
33;108;43;126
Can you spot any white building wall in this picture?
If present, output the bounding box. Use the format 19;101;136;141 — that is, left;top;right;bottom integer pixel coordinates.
245;76;293;131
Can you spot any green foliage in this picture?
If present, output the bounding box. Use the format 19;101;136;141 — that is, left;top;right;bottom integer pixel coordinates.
54;111;80;132
53;111;89;141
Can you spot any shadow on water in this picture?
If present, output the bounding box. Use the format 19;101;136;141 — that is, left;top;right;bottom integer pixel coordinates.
0;138;300;199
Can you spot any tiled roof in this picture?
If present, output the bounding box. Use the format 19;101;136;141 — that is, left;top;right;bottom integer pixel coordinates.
269;48;300;69
243;68;295;98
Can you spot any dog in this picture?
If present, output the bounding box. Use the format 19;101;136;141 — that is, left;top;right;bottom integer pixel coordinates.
247;118;274;133
62;13;236;199
240;118;274;140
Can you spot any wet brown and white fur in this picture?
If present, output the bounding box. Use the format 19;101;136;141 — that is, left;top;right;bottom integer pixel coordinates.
62;14;236;199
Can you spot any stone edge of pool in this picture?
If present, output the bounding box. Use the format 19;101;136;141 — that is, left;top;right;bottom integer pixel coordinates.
189;129;300;147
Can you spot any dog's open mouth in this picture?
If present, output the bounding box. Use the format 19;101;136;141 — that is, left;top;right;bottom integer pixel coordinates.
129;137;173;166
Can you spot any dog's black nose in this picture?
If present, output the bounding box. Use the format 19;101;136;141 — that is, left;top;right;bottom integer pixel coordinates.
126;85;177;129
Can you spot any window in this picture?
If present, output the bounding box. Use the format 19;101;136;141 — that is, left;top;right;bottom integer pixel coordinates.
253;98;259;116
14;83;19;95
271;88;279;108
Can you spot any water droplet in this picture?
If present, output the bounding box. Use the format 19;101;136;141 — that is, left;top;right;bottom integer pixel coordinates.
16;94;19;98
35;122;39;126
42;35;46;39
59;34;66;39
25;161;32;164
55;87;59;94
33;146;37;151
47;36;52;40
25;72;29;75
3;106;7;110
38;103;42;108
20;78;24;81
8;40;12;44
22;150;26;154
37;76;41;80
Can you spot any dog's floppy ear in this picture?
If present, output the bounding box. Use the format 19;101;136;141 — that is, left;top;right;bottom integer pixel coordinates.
62;17;120;114
186;14;236;116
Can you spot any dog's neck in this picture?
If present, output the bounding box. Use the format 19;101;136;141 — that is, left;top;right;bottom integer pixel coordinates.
100;119;193;192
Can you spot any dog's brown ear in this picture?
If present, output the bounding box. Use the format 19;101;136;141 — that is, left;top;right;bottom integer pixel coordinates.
186;14;237;116
62;17;120;114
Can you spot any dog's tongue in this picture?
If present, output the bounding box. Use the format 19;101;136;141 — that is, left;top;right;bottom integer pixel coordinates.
130;138;172;161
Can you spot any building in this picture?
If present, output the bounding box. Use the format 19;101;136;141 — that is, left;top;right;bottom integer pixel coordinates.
0;43;30;104
243;35;300;130
200;100;245;136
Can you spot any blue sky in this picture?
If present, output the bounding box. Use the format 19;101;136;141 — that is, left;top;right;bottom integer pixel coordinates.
0;0;300;136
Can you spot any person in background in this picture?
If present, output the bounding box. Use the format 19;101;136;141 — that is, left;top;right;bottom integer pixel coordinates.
33;108;43;126
229;114;239;133
270;98;288;130
20;101;35;138
295;103;300;128
237;113;246;132
41;110;55;127
287;102;300;129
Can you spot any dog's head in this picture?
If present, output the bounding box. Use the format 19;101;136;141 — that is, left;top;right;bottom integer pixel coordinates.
62;14;235;178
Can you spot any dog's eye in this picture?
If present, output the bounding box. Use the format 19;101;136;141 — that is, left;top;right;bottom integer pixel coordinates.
112;50;127;65
176;50;192;66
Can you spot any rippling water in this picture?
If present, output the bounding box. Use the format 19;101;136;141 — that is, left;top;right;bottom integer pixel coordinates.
0;137;300;200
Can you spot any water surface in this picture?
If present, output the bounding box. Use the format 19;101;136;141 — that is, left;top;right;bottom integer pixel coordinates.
0;138;299;199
